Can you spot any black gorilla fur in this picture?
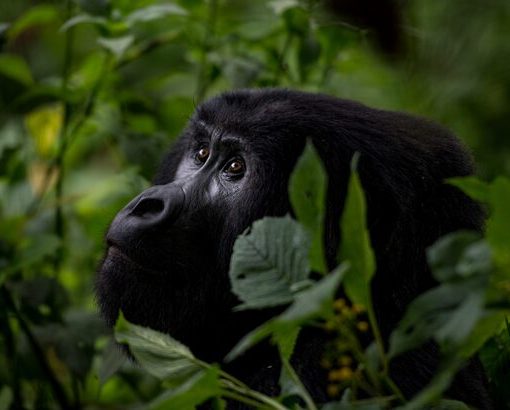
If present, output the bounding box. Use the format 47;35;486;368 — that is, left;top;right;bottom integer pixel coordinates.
96;89;491;408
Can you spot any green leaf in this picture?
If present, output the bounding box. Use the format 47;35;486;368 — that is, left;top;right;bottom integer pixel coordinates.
389;278;487;358
98;338;127;385
226;265;346;361
0;54;33;85
338;154;375;307
429;399;470;410
485;177;510;267
279;358;316;410
148;367;221;410
0;387;13;410
447;176;490;202
114;313;204;381
97;35;134;59
7;234;61;275
125;4;187;26
8;5;59;39
229;216;311;310
60;14;109;32
427;231;491;282
289;141;327;273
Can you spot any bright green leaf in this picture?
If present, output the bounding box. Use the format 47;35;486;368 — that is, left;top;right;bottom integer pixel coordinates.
338;155;375;307
0;54;33;85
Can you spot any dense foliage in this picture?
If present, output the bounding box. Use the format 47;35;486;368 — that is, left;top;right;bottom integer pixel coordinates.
1;0;509;409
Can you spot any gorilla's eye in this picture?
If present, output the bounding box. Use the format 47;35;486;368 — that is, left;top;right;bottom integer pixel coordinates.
225;159;245;175
196;147;209;163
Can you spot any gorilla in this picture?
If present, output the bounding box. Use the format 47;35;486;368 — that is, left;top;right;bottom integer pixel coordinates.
96;89;491;408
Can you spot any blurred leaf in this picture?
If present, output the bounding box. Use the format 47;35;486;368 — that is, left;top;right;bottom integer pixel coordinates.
11;234;61;273
60;14;109;32
427;231;491;281
322;400;383;409
390;230;492;358
115;313;204;381
283;7;309;36
25;103;63;158
429;399;470;409
98;339;127;385
226;265;345;361
229;216;311;310
149;367;221;410
298;33;321;81
0;387;13;410
338;154;375;307
0;54;33;86
98;35;134;59
8;5;59;39
75;0;111;16
448;176;490;202
269;0;300;15
289;141;327;273
486;177;510;267
125;4;187;26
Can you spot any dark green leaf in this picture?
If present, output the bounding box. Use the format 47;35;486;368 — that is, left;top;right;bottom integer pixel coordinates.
289;141;327;273
115;313;204;381
226;265;345;361
8;5;59;39
148;367;221;410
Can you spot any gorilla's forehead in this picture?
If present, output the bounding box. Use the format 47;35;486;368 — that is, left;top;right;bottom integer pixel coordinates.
194;90;302;141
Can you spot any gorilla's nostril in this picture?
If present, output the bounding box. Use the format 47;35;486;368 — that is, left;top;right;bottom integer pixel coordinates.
131;197;165;218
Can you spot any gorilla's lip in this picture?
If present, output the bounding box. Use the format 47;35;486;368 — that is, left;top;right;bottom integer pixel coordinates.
106;246;163;276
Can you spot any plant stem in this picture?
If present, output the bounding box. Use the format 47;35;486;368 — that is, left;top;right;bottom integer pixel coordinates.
219;375;288;410
1;287;72;410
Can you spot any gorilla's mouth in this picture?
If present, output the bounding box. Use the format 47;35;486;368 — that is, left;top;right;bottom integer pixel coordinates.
106;246;163;276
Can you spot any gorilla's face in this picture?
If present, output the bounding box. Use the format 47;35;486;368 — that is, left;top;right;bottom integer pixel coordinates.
96;91;305;359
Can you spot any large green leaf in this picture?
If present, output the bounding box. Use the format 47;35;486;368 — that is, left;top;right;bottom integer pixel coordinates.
338;155;375;307
229;216;311;310
289;141;327;273
115;313;204;381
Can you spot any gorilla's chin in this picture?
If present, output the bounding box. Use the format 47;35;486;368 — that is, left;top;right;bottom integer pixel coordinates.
95;248;229;351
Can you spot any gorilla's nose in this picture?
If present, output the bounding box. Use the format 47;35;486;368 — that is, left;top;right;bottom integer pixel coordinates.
107;184;185;246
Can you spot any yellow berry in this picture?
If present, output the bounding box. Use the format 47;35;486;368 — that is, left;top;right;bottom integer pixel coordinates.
338;355;352;366
327;384;340;397
333;298;346;311
357;321;369;332
352;304;366;314
337;367;353;381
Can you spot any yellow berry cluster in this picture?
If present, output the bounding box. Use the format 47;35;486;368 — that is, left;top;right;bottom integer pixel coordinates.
321;298;371;398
